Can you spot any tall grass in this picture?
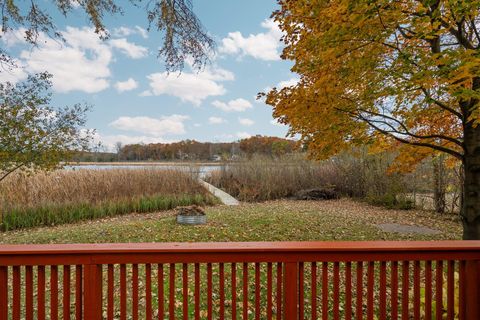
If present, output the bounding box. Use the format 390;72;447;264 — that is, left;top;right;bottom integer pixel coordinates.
206;153;414;208
0;169;217;230
206;155;339;201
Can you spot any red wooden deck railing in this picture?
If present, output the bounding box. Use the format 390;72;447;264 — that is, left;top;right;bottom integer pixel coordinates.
0;241;480;319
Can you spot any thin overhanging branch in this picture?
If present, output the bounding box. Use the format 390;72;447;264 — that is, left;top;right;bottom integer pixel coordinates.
358;114;463;160
333;106;463;159
336;94;464;148
419;87;464;120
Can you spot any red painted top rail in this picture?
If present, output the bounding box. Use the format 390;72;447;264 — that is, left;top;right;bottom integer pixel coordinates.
2;240;480;254
2;240;480;265
1;241;480;320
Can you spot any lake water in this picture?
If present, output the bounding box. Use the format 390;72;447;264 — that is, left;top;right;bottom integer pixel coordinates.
64;164;224;178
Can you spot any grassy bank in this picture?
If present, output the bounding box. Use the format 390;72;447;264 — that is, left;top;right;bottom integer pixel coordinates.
0;169;217;230
0;199;461;243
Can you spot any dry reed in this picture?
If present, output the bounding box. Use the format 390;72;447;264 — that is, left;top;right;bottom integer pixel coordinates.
0;168;216;230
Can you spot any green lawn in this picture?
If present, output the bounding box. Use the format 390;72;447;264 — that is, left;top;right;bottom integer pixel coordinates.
0;199;461;244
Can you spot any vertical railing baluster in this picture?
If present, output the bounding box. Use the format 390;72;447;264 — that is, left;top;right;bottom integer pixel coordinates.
435;261;443;320
425;261;432;320
232;263;237;320
276;262;282;320
38;265;46;320
333;262;340;320
107;264;114;320
413;261;421;320
267;262;273;320
169;263;175;320
242;262;248;320
207;263;213;320
0;266;7;320
447;261;454;320
146;264;152;320
356;262;363;320
345;262;352;320
298;262;304;320
158;264;164;320
12;265;20;320
75;265;82;320
334;262;340;320
367;261;374;320
51;265;59;320
26;265;34;320
255;262;261;320
402;261;409;320
63;265;71;320
322;262;329;320
182;263;188;320
379;261;387;320
311;262;317;320
194;263;200;320
391;261;398;320
120;264;127;320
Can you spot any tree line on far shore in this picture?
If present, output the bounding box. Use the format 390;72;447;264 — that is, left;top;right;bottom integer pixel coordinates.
71;135;300;162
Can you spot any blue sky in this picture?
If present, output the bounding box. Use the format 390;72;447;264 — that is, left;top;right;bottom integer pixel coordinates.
1;1;298;151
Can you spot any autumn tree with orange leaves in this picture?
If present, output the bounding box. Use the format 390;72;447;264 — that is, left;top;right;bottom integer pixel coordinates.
266;1;480;239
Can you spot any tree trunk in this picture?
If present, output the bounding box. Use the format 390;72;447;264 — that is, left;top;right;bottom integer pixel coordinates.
462;121;480;239
433;155;446;214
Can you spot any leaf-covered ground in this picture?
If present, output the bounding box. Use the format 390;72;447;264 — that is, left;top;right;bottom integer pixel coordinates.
0;199;462;244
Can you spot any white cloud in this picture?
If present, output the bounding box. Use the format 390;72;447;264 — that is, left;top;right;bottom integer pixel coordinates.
135;26;149;39
219;19;283;61
110;38;148;59
257;77;299;103
276;78;299;89
18;26;112;93
0;28;26;48
109;114;189;136
113;26;148;39
145;65;234;105
208;116;226;124
237;132;252;139
0;63;27;84
2;26;148;92
139;90;153;97
114;78;138;92
238;117;254;126
212;98;253;112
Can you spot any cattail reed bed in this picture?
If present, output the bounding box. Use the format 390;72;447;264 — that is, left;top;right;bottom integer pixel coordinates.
0;169;217;231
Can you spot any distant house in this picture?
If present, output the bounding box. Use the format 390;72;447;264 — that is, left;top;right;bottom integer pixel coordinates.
210;154;222;161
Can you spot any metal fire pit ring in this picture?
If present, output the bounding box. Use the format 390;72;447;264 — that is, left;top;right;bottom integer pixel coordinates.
176;214;207;225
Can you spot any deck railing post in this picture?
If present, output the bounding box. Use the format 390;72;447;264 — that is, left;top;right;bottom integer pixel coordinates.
84;264;103;320
284;262;299;320
0;266;7;319
465;260;480;320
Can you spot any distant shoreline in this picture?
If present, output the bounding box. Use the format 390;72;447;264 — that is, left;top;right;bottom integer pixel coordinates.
64;161;226;166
